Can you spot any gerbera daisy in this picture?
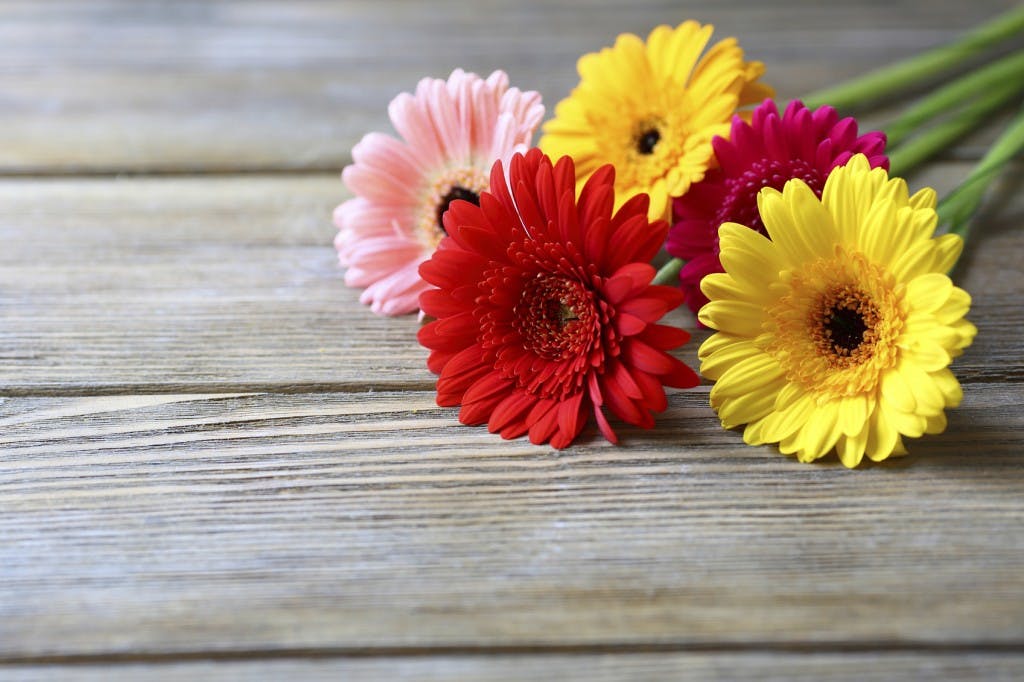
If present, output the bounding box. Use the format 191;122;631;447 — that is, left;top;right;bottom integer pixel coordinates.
539;20;772;222
334;69;544;315
667;99;888;317
699;155;976;468
418;149;700;448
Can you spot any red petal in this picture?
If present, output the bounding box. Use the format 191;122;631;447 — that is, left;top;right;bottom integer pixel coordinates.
488;390;536;435
432;311;479;344
426;348;456;376
623;338;676;375
557;391;587;441
619;295;672;321
462;371;510;407
608;361;643;400
436;345;490;402
419;288;467;319
528;400;561;446
615;312;647;336
632;368;668;413
603;262;655;304
640;323;691;350
578;165;615;227
593;405;618;445
661;357;701;388
602;376;650;428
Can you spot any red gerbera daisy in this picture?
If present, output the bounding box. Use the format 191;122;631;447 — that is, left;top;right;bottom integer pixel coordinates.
666;99;888;317
418;149;700;448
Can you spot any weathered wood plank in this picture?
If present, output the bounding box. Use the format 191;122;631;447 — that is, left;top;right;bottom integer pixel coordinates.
3;653;1024;681
0;165;1020;392
0;0;1015;172
1;386;1022;657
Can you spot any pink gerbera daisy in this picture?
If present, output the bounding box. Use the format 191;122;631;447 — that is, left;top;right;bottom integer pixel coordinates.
334;69;544;315
666;99;888;317
418;149;700;448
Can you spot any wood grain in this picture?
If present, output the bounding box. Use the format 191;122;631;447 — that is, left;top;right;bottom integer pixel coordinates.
0;0;1016;173
2;386;1023;658
3;653;1024;681
2;1;1023;676
0;163;1020;393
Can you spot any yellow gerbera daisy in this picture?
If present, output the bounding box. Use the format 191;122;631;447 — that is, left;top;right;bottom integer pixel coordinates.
698;155;977;468
540;20;772;221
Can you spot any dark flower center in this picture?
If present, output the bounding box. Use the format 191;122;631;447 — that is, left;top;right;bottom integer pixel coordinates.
436;185;481;233
515;274;597;362
636;128;661;155
811;285;881;366
825;304;869;354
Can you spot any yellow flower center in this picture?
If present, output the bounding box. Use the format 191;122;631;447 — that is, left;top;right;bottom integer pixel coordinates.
764;249;905;400
419;167;488;249
810;284;881;367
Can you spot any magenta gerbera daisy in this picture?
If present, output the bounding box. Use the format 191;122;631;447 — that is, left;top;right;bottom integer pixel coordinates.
334;69;544;315
666;99;888;317
417;149;700;448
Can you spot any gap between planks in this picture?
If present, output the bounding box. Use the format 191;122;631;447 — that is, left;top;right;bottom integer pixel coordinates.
3;640;1024;667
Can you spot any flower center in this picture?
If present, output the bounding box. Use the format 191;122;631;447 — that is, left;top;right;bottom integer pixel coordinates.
717;158;824;238
435;185;481;234
810;285;881;366
636;127;661;155
763;251;904;399
514;274;597;362
419;167;489;249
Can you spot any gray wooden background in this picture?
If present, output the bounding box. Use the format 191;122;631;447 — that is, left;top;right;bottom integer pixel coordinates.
1;1;1022;680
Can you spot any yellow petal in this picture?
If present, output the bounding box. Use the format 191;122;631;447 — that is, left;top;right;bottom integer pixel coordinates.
698;331;749;361
924;411;947;435
908;186;937;210
905;273;954;314
932;233;963;273
858;192;899;265
718;384;781;429
930;368;964;407
897;359;946;415
933;286;971;325
881;368;916;413
865;405;898;461
710;352;785;400
717;222;784;291
794;400;842;461
836;420;870;468
888;408;926;438
699;338;763;381
785;178;837;258
837;394;869;437
698;298;764;337
759;390;816;443
899;338;952;373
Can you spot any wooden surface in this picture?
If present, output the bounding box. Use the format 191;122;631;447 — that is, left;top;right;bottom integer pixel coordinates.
1;1;1022;680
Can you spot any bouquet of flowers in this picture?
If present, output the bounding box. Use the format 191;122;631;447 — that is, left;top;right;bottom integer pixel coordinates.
333;7;1024;467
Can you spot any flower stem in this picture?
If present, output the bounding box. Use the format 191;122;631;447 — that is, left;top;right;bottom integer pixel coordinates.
801;5;1024;112
883;51;1024;146
887;86;1022;178
937;105;1024;242
652;257;683;286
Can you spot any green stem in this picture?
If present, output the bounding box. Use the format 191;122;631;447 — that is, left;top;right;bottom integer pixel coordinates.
937;105;1024;241
883;51;1024;146
652;257;683;286
802;5;1024;112
887;86;1022;177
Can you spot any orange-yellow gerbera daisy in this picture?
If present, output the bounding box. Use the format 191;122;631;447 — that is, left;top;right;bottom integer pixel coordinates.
698;155;977;468
540;20;772;221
